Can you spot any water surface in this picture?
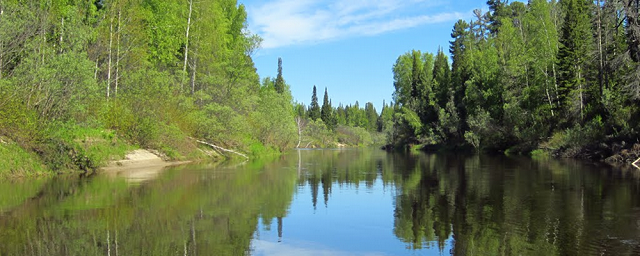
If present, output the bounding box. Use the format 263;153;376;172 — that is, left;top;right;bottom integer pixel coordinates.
1;149;639;255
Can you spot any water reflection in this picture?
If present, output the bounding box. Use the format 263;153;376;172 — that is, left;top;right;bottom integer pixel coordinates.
270;149;640;255
0;150;639;255
0;159;298;256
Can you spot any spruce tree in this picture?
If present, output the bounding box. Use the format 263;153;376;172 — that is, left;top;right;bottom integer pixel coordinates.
274;57;285;94
557;0;595;123
308;85;321;120
433;48;451;109
450;20;472;128
321;88;337;130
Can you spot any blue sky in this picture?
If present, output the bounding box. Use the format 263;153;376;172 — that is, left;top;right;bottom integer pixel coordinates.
239;0;489;111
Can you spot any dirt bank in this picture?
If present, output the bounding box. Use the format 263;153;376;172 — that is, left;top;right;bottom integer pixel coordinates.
102;149;189;182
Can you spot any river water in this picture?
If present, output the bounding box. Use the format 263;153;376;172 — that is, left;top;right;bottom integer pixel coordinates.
1;149;639;255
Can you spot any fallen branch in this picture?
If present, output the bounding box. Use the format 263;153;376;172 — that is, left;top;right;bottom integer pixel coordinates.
633;157;640;169
193;139;248;159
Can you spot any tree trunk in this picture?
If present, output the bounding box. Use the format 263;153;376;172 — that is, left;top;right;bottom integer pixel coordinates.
183;0;193;91
596;0;604;95
115;11;121;99
190;47;197;95
0;42;3;80
295;117;305;148
94;57;99;79
0;2;3;80
107;16;114;99
578;66;584;121
59;17;64;52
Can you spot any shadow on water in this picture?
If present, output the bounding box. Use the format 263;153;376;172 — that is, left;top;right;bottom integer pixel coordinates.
0;149;639;255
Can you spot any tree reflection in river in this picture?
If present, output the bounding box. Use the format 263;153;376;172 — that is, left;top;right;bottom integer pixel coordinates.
0;158;298;256
293;149;640;255
1;149;639;255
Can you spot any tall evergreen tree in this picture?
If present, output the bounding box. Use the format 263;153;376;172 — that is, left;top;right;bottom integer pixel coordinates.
557;0;596;123
274;57;285;94
308;85;321;121
364;102;378;132
433;48;451;109
320;87;336;129
450;20;472;130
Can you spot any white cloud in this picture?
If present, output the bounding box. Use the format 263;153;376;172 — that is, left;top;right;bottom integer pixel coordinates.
246;0;467;49
251;239;389;256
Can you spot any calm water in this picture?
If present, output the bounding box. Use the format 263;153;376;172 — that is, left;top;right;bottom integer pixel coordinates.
1;149;639;255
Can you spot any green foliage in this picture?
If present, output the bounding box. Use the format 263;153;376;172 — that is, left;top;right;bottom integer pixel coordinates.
308;85;321;121
320;88;337;130
0;143;47;178
252;82;297;151
303;119;336;148
387;0;640;156
336;125;373;147
0;0;309;175
39;123;132;171
274;58;286;94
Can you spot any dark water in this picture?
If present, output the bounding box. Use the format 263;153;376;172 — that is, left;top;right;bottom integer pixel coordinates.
1;149;639;255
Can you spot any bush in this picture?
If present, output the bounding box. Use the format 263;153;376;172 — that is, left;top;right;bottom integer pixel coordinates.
336;125;373;146
38;122;132;172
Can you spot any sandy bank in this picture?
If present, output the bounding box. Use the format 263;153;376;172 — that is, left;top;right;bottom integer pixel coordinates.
102;149;189;183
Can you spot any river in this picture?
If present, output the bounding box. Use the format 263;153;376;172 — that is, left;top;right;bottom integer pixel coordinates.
0;149;639;255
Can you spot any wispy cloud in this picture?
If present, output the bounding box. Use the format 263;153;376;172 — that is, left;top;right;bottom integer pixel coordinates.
246;0;467;49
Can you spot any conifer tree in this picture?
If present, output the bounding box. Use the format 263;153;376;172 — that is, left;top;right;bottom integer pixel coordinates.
557;0;595;123
433;48;451;109
275;57;285;94
308;85;321;121
321;88;337;130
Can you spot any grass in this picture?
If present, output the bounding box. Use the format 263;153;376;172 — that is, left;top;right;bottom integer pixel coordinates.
530;149;550;159
44;123;134;171
0;142;49;178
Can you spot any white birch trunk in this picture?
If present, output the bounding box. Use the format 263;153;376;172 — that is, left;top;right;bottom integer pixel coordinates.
0;2;3;79
578;67;584;121
190;47;197;94
115;11;121;99
182;0;193;92
0;42;3;80
107;16;114;99
59;17;63;52
597;0;604;92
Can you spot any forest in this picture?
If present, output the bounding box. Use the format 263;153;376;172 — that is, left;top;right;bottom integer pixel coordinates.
382;0;640;161
0;0;302;176
0;0;383;177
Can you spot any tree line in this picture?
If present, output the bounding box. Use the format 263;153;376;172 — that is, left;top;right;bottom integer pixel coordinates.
293;85;383;148
0;0;297;174
383;0;640;159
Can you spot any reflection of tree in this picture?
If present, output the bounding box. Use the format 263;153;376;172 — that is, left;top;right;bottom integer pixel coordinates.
292;149;640;255
2;151;640;255
392;154;640;255
297;149;388;209
0;158;298;255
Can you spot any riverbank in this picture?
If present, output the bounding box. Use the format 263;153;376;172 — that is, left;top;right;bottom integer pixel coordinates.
384;140;640;170
101;149;192;182
0;127;229;179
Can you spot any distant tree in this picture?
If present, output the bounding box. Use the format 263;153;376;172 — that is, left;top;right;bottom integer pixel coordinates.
321;88;337;130
294;102;306;117
274;57;285;94
364;102;378;132
308;85;321;120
